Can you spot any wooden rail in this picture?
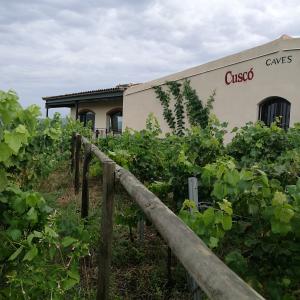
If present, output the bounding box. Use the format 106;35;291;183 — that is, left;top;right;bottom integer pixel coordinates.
71;133;265;300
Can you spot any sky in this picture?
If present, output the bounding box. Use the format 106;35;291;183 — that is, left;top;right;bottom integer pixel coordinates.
1;0;300;117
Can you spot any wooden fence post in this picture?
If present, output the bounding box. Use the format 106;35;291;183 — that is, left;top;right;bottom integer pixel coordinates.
188;177;199;209
74;134;81;194
81;143;92;220
70;132;76;173
97;161;115;300
188;177;202;300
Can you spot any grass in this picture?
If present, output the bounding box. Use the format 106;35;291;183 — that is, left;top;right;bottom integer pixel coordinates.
38;162;192;299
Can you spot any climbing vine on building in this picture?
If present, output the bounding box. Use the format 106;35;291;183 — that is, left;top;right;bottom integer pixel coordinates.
154;79;214;135
182;79;214;128
152;85;176;132
166;81;185;136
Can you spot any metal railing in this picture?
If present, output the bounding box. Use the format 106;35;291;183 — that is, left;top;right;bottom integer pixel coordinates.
94;128;122;138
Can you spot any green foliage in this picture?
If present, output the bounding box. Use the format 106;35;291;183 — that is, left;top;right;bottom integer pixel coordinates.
1;209;90;299
182;79;214;128
199;156;300;298
98;118;300;299
179;199;233;248
98;116;224;210
227;122;293;166
152;85;176;132
166;81;185;136
115;203;143;242
145;112;162;136
0;90;91;298
89;158;103;177
153;79;215;134
3;88;300;298
23;112;93;186
227;122;300;187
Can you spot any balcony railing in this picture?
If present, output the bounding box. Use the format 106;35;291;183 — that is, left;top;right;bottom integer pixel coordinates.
94;128;122;138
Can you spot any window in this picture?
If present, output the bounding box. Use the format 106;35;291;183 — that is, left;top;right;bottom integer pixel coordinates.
258;97;290;129
108;110;122;133
79;111;95;130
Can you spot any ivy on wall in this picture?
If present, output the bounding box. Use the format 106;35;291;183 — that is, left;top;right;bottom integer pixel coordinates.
154;79;214;135
166;81;185;136
152;85;176;132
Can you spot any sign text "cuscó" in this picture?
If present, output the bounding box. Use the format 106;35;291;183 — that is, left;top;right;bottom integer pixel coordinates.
225;68;254;85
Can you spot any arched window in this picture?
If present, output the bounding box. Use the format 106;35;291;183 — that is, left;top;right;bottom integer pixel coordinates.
79;110;95;130
107;109;122;133
258;97;291;129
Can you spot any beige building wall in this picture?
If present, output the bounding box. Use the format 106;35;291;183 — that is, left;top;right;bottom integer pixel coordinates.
70;99;123;130
123;36;300;137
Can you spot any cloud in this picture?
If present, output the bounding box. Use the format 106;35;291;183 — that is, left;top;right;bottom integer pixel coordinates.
0;0;299;116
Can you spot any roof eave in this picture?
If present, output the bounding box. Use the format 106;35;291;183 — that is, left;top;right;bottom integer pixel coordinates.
44;91;124;108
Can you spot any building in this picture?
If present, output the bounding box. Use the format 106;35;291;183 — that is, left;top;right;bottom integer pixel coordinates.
43;35;300;136
43;84;131;135
123;35;300;136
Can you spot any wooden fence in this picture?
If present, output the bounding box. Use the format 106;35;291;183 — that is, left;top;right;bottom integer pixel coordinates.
71;133;265;300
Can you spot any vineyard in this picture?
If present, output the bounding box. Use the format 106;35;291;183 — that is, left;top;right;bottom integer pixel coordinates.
1;89;300;299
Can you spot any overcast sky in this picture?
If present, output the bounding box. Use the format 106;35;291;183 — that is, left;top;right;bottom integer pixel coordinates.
1;0;299;117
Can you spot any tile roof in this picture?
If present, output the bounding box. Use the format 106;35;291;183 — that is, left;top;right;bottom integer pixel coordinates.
43;83;138;101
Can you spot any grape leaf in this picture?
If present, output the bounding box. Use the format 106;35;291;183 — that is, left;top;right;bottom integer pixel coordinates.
0;143;12;162
222;215;232;230
62;236;77;248
203;207;214;226
8;246;24;261
23;246;38;261
0;169;8;192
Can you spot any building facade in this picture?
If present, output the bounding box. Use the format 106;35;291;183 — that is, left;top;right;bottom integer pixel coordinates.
43;85;128;136
123;35;300;136
43;35;299;137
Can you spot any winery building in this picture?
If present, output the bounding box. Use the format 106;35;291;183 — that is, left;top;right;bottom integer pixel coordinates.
43;35;300;136
43;84;131;136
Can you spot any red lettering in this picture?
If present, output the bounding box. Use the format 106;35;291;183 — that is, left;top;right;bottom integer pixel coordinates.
225;68;254;85
238;73;243;82
233;74;238;83
225;71;232;85
248;68;254;80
